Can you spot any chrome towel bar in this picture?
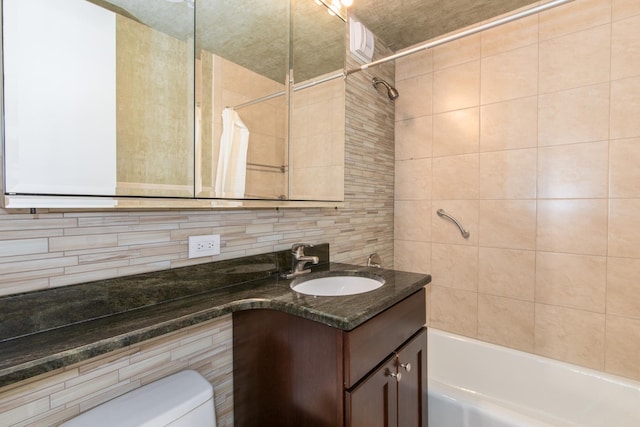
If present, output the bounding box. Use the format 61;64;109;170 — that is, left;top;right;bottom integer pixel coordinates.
437;209;470;239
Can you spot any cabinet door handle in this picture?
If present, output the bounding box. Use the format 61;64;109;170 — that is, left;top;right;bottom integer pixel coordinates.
400;362;412;373
385;369;402;382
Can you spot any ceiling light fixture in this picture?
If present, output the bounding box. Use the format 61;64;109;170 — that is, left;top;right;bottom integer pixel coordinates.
314;0;352;19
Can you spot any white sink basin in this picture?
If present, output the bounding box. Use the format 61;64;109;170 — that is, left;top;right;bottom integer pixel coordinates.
290;274;384;296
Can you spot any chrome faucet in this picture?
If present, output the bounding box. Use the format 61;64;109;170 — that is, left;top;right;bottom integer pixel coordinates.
283;243;319;279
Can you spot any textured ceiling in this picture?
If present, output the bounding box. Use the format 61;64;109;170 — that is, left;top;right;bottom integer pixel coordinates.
351;0;540;52
93;0;541;82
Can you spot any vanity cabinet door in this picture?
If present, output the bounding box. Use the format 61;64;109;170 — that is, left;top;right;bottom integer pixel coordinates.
397;328;428;427
345;328;427;427
345;354;398;427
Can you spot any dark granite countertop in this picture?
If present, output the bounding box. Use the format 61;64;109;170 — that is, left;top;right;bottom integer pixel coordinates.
0;245;431;388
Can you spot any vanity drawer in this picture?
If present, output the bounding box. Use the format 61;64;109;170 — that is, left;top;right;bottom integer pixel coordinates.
343;288;426;388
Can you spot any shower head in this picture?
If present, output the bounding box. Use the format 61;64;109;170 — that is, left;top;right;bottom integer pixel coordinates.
372;77;399;101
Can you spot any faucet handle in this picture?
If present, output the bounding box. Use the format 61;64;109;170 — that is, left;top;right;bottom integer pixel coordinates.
291;243;313;256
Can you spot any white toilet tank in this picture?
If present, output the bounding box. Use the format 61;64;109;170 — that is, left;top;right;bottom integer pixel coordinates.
60;370;216;427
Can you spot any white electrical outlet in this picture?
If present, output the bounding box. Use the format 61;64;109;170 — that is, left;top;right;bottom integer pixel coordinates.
188;234;221;258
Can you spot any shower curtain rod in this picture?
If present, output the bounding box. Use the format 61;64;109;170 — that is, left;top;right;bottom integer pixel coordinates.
230;71;346;110
230;90;285;110
346;0;575;75
230;0;573;110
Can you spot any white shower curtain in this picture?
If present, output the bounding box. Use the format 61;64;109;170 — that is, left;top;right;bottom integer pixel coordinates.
215;107;249;198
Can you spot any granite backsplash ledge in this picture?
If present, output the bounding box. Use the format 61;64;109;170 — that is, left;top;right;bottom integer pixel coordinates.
0;243;329;342
0;243;430;388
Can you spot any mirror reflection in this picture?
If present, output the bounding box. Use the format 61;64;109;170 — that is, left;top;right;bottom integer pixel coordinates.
196;0;346;201
2;0;345;204
289;0;346;201
292;0;346;83
3;0;195;198
195;0;289;200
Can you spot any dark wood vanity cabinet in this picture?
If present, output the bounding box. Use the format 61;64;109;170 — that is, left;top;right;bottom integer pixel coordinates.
345;329;427;427
233;288;427;427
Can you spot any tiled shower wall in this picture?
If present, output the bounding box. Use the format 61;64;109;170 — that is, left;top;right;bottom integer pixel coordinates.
394;0;640;382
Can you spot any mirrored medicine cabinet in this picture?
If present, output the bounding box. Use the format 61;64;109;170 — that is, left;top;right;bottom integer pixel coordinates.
0;0;346;209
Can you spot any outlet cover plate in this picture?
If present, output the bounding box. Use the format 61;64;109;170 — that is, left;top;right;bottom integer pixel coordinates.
188;234;220;258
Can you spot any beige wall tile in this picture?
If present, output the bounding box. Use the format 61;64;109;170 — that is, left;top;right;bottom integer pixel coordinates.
0;396;50;427
431;200;479;246
116;231;172;247
251;134;285;166
0;372;69;405
221;60;253;96
480;45;538;104
50;372;120;408
537;199;608;256
539;0;612;40
0;278;50;296
429;285;478;338
480;96;538;152
607;257;640;319
67;357;129;387
539;24;611;93
395;73;433;121
535;252;607;313
77;381;140;414
396;49;433;81
395;116;433;161
538;141;609;198
478;294;534;352
0;216;77;231
479;148;537;199
432;154;479;200
478;247;535;301
609;138;640;197
306;103;334;136
481;14;538;57
611;76;640;139
394;200;431;242
172;336;214;360
394;240;431;274
289;165;343;200
433;61;480;113
0;238;48;257
479;200;536;250
118;353;172;380
432;108;479;157
538;83;610;146
605;315;640;381
609;198;640;258
395;158;431;201
25;406;80;427
611;15;640;80
431;243;478;292
612;0;640;20
433;33;481;70
535;304;605;370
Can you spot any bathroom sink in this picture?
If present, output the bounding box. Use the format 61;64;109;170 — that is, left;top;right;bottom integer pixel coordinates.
290;272;384;296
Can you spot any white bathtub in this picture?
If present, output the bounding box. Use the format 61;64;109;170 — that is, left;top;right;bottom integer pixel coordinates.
427;329;640;427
